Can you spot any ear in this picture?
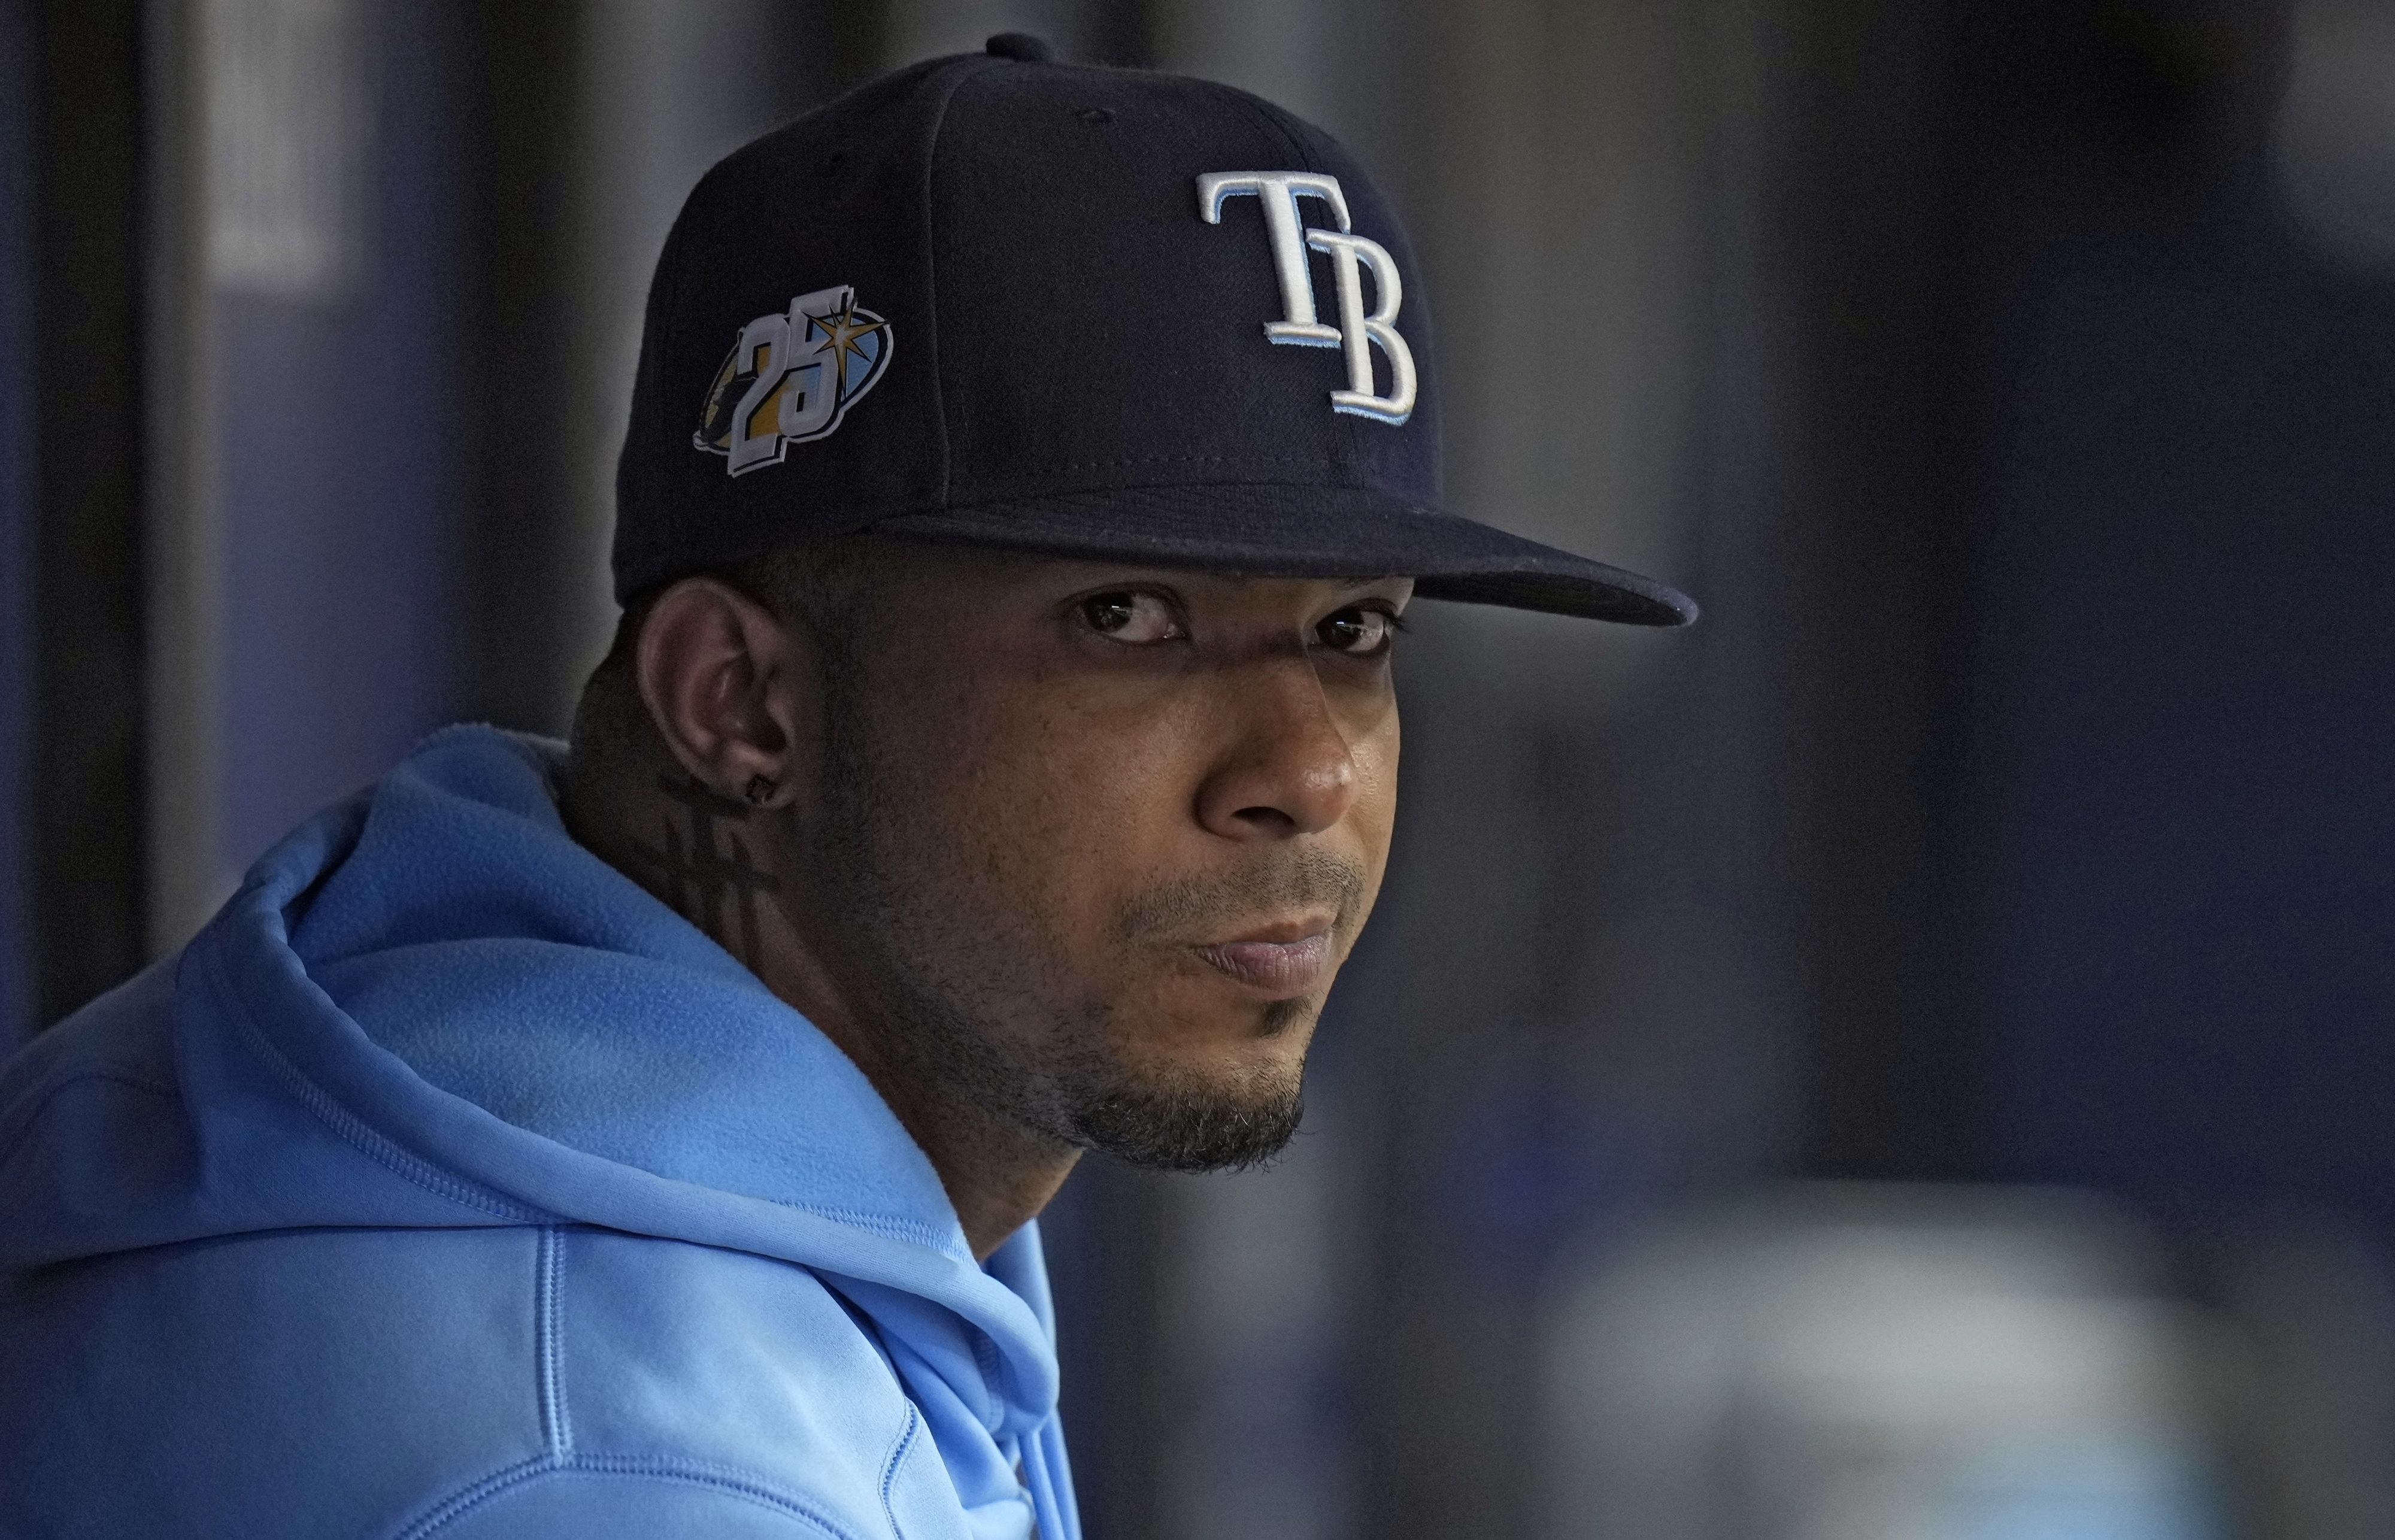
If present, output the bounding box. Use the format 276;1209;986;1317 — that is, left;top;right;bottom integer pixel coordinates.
634;577;816;809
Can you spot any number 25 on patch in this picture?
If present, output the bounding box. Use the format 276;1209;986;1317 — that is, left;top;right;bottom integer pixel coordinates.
693;284;893;476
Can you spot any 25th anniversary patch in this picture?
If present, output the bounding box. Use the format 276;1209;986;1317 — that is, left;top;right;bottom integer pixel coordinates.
695;284;891;475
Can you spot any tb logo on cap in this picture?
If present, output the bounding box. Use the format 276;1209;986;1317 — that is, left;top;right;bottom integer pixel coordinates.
1198;171;1417;426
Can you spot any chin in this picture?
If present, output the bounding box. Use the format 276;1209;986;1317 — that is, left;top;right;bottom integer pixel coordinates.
1038;990;1317;1171
1061;1053;1308;1173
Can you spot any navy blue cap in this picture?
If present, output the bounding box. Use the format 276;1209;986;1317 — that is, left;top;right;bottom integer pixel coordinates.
612;38;1697;626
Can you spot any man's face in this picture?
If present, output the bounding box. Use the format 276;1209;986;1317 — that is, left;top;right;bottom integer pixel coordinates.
792;550;1408;1171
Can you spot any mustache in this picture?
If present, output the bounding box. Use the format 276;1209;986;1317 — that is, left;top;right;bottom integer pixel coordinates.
1111;848;1368;944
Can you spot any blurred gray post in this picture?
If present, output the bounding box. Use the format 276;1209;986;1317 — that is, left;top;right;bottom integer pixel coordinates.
147;0;380;951
561;1;846;724
141;0;219;957
465;1;837;738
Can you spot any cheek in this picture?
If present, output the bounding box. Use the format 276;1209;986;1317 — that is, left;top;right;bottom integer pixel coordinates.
1339;710;1402;932
880;675;1196;959
1006;711;1195;924
1354;702;1399;824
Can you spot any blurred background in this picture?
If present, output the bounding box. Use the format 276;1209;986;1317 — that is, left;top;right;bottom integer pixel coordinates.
5;1;2394;1536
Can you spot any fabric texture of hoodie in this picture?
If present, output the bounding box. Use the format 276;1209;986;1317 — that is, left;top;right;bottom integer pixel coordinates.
0;725;1078;1540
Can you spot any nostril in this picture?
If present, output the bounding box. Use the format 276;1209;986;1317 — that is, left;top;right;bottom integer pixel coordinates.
1235;806;1296;832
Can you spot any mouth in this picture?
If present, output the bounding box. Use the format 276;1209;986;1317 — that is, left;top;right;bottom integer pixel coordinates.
1189;923;1335;1001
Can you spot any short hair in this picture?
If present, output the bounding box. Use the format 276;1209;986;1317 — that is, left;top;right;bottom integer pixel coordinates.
566;535;895;772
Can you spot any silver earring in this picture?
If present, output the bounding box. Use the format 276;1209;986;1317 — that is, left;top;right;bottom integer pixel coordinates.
743;774;778;807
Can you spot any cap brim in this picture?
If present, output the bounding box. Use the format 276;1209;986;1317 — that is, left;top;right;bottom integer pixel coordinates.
872;484;1697;626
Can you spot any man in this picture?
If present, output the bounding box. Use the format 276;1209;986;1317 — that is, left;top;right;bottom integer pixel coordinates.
0;35;1691;1540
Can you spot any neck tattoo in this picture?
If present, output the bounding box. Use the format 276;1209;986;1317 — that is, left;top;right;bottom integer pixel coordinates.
632;773;782;968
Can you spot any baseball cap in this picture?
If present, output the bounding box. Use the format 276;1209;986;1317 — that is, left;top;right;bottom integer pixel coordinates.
612;34;1697;626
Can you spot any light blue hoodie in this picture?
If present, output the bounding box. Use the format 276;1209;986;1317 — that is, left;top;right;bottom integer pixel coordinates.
0;726;1078;1540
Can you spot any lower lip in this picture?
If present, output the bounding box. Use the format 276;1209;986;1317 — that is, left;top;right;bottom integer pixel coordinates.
1191;934;1333;999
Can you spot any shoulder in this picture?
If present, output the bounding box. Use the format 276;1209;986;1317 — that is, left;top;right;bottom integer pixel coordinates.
0;1224;965;1540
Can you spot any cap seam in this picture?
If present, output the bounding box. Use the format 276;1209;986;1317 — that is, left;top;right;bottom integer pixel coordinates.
917;58;1006;516
638;207;700;540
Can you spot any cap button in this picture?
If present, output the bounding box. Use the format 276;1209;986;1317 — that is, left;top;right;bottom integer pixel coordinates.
985;32;1054;62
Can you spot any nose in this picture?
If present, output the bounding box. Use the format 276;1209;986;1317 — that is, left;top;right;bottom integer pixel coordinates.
1193;657;1361;841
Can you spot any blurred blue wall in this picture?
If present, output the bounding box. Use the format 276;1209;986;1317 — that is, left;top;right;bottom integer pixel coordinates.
1961;213;2395;1226
1875;2;2395;1247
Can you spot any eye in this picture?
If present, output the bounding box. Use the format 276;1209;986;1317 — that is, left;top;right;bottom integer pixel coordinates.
1315;606;1396;656
1076;590;1183;644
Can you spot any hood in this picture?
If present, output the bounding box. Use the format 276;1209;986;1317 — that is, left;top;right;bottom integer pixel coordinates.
0;725;1072;1540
